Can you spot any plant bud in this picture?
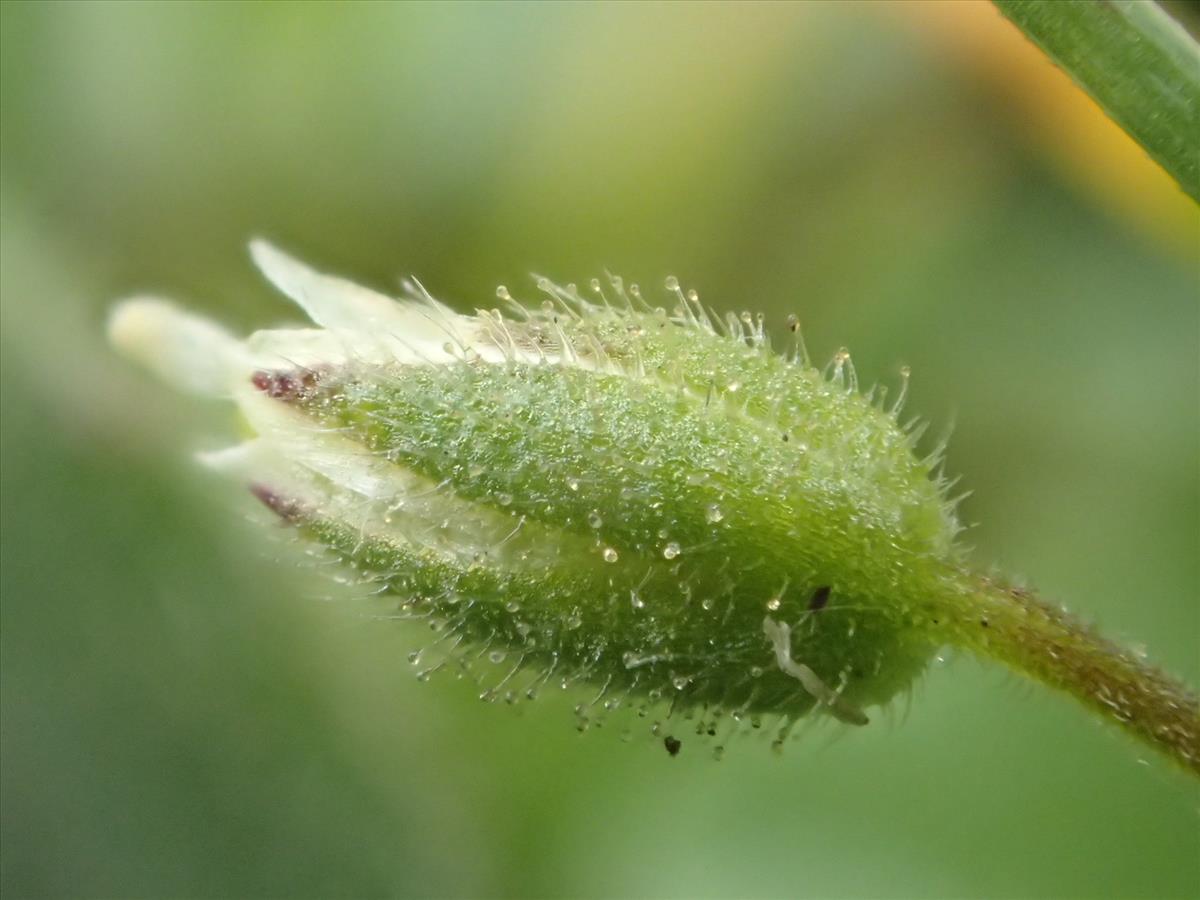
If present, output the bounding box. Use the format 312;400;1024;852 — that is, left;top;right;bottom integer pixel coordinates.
110;241;965;735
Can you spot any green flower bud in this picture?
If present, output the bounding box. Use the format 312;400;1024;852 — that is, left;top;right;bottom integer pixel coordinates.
110;241;1199;768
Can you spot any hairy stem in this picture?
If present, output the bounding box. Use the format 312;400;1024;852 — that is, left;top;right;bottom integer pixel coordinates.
993;0;1200;202
947;571;1200;774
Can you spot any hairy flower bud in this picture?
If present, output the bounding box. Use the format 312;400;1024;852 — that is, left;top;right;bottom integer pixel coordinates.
112;242;964;735
108;243;1200;771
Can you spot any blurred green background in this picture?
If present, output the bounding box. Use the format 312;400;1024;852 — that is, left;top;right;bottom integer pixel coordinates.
2;2;1198;898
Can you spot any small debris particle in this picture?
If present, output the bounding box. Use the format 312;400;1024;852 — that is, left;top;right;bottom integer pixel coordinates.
663;736;682;757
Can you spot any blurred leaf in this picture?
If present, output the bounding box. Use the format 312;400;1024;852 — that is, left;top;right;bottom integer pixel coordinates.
994;0;1200;200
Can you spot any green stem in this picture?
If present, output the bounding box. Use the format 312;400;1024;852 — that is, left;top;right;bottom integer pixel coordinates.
993;0;1200;202
947;571;1200;774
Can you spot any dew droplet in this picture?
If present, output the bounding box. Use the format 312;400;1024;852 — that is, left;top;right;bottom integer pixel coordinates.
705;504;724;524
567;476;580;491
663;542;681;560
602;547;619;563
766;596;781;611
496;285;511;301
749;665;764;678
630;590;645;610
587;511;603;529
488;650;507;664
671;675;690;690
497;492;513;506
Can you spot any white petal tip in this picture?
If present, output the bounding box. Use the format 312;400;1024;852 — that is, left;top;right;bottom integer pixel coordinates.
245;239;466;362
196;442;257;472
249;237;306;287
108;297;245;397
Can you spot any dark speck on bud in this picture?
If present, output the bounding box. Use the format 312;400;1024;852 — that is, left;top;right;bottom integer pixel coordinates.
808;586;831;611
